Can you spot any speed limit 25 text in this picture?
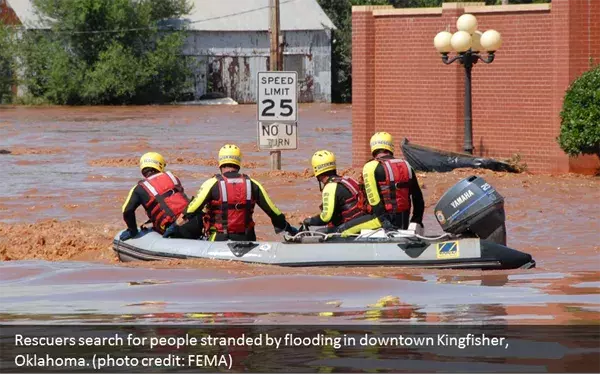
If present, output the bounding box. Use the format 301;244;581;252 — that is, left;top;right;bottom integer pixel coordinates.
260;76;295;118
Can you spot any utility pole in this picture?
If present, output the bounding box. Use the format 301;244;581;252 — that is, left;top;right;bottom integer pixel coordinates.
269;0;282;170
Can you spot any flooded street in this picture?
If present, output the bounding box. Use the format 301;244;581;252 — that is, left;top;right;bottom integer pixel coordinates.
0;103;599;325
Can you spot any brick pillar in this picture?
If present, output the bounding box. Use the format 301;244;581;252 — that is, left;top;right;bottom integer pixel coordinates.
351;7;383;167
550;0;572;173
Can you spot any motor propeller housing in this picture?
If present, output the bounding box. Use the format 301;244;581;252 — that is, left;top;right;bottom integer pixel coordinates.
434;175;507;246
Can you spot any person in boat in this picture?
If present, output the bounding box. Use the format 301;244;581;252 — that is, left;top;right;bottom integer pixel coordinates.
120;152;203;241
174;144;298;241
302;150;382;237
362;132;425;233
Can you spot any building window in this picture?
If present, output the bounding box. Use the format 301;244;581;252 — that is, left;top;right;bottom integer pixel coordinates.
284;54;304;81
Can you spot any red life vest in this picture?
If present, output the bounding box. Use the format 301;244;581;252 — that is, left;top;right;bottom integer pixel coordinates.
206;174;255;235
376;158;412;213
326;176;368;226
138;171;189;234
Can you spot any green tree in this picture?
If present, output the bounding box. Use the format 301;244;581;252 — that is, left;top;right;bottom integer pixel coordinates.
557;65;600;159
319;0;348;103
10;0;194;105
318;0;390;103
320;0;441;103
0;23;15;103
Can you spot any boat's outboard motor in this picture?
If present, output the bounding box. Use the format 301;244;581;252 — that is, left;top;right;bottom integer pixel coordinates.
433;175;506;246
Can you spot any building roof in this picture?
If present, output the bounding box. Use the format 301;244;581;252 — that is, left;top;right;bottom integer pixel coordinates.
185;0;336;31
6;0;336;31
5;0;51;29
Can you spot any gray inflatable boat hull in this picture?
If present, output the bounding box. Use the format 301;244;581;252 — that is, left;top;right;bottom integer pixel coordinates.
112;229;535;270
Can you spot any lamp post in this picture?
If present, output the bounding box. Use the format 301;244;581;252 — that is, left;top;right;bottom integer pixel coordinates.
434;14;502;155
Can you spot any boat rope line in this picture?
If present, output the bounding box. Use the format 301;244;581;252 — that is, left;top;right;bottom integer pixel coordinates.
284;229;453;243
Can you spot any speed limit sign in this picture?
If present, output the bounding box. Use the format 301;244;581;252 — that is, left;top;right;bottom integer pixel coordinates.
257;71;298;122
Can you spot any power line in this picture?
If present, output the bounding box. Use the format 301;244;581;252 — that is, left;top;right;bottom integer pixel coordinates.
9;0;300;35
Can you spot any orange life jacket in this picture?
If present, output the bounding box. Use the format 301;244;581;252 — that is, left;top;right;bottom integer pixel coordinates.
138;171;189;234
326;176;369;227
206;174;255;235
376;158;412;213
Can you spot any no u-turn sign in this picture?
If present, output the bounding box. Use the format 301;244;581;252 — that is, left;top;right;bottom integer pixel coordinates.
258;122;297;150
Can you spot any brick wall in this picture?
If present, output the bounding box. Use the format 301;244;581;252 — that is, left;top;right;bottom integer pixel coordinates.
352;1;600;174
592;0;600;62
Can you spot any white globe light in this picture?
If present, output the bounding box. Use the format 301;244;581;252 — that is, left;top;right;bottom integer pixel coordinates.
434;31;453;53
451;31;472;53
471;30;483;52
457;14;478;34
480;29;502;51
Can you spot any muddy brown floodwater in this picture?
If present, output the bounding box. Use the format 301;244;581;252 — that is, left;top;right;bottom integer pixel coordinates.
0;103;598;326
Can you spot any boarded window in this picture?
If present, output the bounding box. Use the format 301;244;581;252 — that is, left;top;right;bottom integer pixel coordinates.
284;54;305;80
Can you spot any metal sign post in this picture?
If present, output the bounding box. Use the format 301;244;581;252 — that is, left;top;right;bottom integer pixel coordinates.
257;71;298;169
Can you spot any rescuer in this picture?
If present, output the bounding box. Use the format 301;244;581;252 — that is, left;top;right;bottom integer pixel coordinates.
174;144;298;241
302;150;381;237
362;132;425;233
120;152;203;241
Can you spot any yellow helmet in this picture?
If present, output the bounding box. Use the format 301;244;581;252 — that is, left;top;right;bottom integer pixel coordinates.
139;152;166;173
370;131;394;155
311;150;336;177
218;144;242;167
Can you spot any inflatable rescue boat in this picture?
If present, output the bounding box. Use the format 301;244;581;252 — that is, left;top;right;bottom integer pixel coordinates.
113;176;536;270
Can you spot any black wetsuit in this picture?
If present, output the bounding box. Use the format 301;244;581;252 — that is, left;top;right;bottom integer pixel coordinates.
304;174;381;236
122;180;203;239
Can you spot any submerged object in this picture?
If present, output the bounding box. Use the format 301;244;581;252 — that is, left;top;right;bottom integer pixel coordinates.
400;138;519;173
174;97;238;106
113;176;535;270
173;93;238;105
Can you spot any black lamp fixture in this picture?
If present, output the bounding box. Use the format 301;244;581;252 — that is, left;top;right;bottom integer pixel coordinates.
434;14;503;155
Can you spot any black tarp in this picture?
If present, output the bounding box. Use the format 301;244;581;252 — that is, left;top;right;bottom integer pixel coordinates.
400;138;519;173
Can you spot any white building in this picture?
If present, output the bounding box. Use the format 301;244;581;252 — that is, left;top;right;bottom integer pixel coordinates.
4;0;336;103
182;0;335;103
